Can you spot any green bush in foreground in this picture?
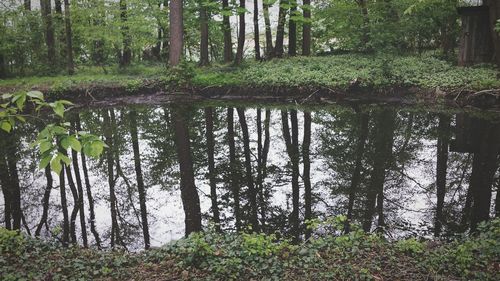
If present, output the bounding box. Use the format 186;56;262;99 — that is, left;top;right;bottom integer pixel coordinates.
1;218;499;280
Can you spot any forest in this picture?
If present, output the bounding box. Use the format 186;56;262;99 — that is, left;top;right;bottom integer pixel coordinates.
1;0;500;280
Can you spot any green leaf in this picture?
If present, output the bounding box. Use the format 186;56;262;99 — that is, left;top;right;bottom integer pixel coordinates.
40;140;52;153
39;155;52;169
52;102;65;118
27;91;44;101
58;153;72;166
0;121;12;132
15;94;26;110
68;136;82;152
50;157;62;175
60;136;71;150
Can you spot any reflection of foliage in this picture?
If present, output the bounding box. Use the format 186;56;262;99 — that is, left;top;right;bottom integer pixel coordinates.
1;91;106;174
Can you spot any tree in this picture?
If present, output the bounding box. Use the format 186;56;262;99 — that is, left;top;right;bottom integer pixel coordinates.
63;0;75;74
274;0;287;57
302;111;312;238
234;0;245;64
227;108;241;230
199;0;210;66
253;0;261;60
302;0;312;55
172;106;202;235
169;0;183;66
288;0;297;56
41;0;56;67
129;110;151;249
222;0;233;62
119;0;132;67
434;115;450;237
205;108;221;230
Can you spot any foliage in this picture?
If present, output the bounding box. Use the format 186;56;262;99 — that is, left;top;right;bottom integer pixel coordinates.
0;91;106;174
3;217;499;280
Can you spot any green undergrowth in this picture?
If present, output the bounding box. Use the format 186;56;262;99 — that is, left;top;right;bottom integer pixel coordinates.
0;54;499;95
1;217;499;281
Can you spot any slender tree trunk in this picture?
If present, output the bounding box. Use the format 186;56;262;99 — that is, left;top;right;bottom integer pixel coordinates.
172;107;203;236
434;115;450;237
153;2;162;59
237;108;259;231
119;0;132;67
41;0;56;67
288;0;297;56
103;110;120;248
235;0;246;64
222;0;233;62
274;0;287;57
0;146;12;229
357;0;370;49
487;0;500;65
345;113;369;233
263;0;274;57
71;149;88;247
65;164;79;244
302;0;311;55
253;0;261;60
199;2;209;66
227;108;241;230
161;0;170;59
59;169;70;246
35;167;54;236
282;110;300;242
0;53;6;79
205;108;221;231
129;110;151;249
303;112;312;239
76;118;102;249
363;110;395;232
5;140;21;230
169;0;183;66
259;109;271;225
63;0;75;74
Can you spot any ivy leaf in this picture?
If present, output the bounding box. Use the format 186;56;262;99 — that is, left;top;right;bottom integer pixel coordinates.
0;121;12;132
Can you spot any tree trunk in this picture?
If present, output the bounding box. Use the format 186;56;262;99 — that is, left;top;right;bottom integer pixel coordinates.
4;137;21;231
227;108;241;230
345;112;369;233
262;1;273;57
469;118;500;232
76;117;102;249
434;115;450;237
41;0;56;67
129;110;151;249
235;0;246;64
363;110;395;232
357;0;370;48
205;108;221;231
237;108;259;231
103;109;120;248
0;140;12;230
35;167;53;236
199;2;210;66
61;0;74;74
303;112;312;238
253;0;261;60
487;0;500;65
172;107;202;236
24;0;31;10
119;0;132;67
65;164;79;244
222;0;233;62
302;0;311;55
274;0;287;57
70;149;88;247
288;0;297;56
282;110;300;242
169;0;183;66
59;169;70;246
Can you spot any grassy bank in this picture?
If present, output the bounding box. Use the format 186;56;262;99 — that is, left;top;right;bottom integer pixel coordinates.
2;218;499;281
0;54;499;96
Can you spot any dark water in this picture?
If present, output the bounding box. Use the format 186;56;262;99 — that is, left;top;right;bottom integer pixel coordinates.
1;103;500;250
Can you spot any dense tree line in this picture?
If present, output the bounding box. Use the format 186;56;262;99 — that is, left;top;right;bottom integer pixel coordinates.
1;0;498;77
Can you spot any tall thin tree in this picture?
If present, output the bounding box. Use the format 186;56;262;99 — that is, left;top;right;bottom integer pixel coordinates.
169;0;183;66
235;0;246;64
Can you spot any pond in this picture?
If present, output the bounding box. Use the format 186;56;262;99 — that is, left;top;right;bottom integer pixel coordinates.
1;102;499;250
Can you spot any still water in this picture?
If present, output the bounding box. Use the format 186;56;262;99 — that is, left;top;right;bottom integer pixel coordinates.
1;103;499;250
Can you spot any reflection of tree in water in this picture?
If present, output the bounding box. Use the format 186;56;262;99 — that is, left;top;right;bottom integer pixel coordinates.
2;104;500;250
